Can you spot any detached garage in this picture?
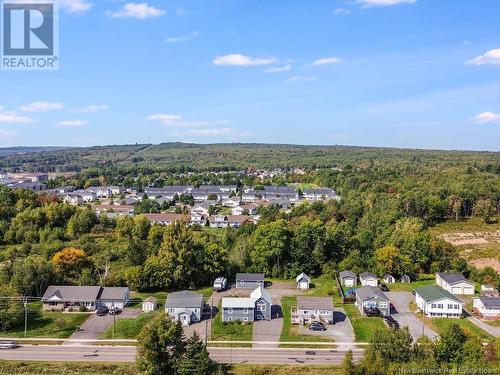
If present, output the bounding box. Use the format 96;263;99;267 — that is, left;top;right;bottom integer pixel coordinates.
436;273;475;295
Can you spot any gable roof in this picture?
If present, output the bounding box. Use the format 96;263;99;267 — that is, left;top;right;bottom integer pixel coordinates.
236;273;265;282
356;286;389;302
297;296;334;310
437;272;474;286
42;286;102;302
339;270;356;279
250;286;272;304
144;297;158;304
99;287;129;301
296;272;311;283
359;272;377;280
222;297;255;309
477;297;500;309
415;285;463;303
165;291;203;308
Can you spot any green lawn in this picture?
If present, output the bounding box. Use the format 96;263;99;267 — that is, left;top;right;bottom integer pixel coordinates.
211;304;253;343
431;318;493;340
389;280;434;292
129;286;213;308
343;304;386;342
1;309;89;339
101;312;157;339
279;296;334;344
307;276;343;304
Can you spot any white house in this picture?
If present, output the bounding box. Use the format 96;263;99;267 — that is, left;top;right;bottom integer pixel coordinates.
223;197;240;208
231;206;245;216
480;285;499;297
359;272;378;287
142;297;158;312
473;297;500;320
436;273;475;295
62;193;83;206
415;285;463;318
296;273;311;290
383;274;396;284
165;291;204;326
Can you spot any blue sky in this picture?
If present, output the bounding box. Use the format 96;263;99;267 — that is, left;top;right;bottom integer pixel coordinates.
1;0;500;150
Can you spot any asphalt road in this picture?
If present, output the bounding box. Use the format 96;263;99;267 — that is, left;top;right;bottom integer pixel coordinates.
0;345;364;365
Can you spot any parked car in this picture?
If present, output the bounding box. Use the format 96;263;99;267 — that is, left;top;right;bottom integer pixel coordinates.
383;316;400;330
0;341;17;349
378;283;389;292
109;307;122;315
96;307;109;316
309;322;327;331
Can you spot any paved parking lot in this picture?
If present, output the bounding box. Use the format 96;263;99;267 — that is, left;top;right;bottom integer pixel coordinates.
386;291;438;340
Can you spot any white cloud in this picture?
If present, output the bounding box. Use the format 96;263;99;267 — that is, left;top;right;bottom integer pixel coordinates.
60;0;92;14
466;49;500;66
0;111;34;124
108;3;165;19
285;75;318;83
471;111;500;124
264;64;291;73
165;31;200;44
20;101;63;112
356;0;416;7
334;8;351;15
312;56;343;66
213;54;277;66
57;120;88;127
72;105;109;113
147;114;183;123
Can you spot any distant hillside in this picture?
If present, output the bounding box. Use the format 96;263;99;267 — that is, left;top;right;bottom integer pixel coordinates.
0;146;68;156
0;143;498;172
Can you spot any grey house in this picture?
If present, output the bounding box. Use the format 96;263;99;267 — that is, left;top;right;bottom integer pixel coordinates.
356;286;390;316
292;296;334;325
339;271;357;287
42;286;130;311
221;286;272;322
359;272;378;287
235;273;265;289
165;291;204;326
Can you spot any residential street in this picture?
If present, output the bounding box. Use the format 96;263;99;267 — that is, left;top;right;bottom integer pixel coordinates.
0;344;365;365
386;292;438;340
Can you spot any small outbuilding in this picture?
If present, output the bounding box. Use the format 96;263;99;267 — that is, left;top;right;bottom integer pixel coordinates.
401;274;411;283
480;285;499;297
359;272;378;287
339;271;357;287
213;277;228;292
383;274;396;284
142;297;158;312
296;273;311;290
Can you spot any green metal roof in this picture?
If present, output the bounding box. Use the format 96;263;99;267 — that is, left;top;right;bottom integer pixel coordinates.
415;285;462;303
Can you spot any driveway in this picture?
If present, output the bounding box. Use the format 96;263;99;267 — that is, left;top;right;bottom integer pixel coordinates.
66;308;141;344
386;292;438;340
252;317;283;348
297;308;354;343
466;315;500;337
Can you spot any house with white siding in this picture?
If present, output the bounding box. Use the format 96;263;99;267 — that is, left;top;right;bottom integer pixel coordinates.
473;297;500;320
359;272;378;287
415;285;464;318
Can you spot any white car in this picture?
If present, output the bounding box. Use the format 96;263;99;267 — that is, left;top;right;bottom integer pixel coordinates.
0;341;17;349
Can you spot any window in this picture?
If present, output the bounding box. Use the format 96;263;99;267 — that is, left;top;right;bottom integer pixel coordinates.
228;317;233;322
243;308;248;314
244;317;249;322
303;310;309;315
49;302;58;306
257;303;266;312
447;304;453;309
437;304;443;309
239;280;244;285
431;304;437;309
228;308;233;314
170;308;175;313
379;302;388;308
194;309;198;313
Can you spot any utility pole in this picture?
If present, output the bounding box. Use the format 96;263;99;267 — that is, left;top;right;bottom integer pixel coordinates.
421;302;426;338
23;297;28;339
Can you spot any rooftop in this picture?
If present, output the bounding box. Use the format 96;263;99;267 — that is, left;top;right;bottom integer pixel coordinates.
297;296;334;310
415;285;462;303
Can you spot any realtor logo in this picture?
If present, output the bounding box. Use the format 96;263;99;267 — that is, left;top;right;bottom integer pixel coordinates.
1;0;58;70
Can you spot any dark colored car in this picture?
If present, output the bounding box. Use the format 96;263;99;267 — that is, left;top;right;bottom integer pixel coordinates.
309;322;327;331
109;307;122;315
384;316;400;330
96;307;109;316
378;283;389;292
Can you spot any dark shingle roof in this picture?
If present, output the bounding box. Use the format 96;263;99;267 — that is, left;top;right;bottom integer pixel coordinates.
437;272;472;285
297;296;334;310
165;291;203;308
99;287;129;300
340;271;356;279
236;273;265;282
42;286;101;302
478;297;500;309
356;286;389;302
359;272;377;279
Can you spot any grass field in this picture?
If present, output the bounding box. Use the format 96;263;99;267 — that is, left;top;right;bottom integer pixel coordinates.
428;217;500;235
343;304;386;342
279;296;334;345
211;304;253;345
1;309;89;339
101;312;157;339
306;276;343;304
431;318;493;340
0;361;343;375
389;280;434;292
129;286;213;308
